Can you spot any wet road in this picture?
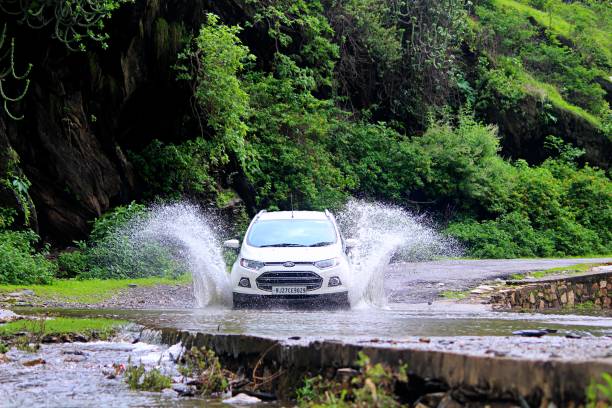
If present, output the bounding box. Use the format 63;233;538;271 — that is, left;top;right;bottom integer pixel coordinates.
387;257;612;303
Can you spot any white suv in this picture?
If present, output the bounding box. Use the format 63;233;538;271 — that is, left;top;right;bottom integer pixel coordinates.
224;210;355;309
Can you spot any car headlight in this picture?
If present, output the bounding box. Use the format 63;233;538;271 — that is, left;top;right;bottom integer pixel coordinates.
240;258;265;270
314;258;339;269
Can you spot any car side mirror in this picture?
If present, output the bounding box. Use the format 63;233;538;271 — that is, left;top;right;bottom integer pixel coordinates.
223;239;240;249
345;239;358;249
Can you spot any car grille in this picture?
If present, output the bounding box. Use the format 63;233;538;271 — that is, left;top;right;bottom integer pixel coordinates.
256;271;323;292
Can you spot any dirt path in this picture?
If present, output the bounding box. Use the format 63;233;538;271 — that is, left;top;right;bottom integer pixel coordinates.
385;257;612;304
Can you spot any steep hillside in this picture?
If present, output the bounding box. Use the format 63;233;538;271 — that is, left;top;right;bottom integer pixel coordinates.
0;0;609;264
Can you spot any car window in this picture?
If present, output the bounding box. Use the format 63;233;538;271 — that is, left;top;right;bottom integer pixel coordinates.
247;219;337;247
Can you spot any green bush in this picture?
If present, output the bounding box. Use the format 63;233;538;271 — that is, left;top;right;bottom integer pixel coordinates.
89;202;147;243
446;212;555;258
413;112;512;216
56;247;89;279
445;139;611;258
80;203;186;280
129;139;217;201
0;230;55;284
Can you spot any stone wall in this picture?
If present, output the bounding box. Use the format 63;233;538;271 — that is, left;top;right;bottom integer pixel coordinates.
492;271;612;311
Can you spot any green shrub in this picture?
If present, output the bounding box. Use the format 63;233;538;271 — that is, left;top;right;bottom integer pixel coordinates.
296;351;406;407
89;202;147;243
413;112;512;216
56;247;89;279
178;347;229;395
125;363;172;392
586;372;612;408
0;230;55;284
78;203;186;280
129;139;217;201
446;212;555;258
445;140;611;258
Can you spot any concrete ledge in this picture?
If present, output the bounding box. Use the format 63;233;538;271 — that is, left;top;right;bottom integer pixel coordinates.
154;329;612;406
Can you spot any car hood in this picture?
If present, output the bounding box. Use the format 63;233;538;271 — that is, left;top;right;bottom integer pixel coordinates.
239;244;341;263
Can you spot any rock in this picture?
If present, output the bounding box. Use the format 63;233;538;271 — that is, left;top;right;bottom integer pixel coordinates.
161;388;178;396
336;368;359;382
512;329;552;337
64;356;86;363
415;392;446;408
172;383;196;396
21;289;35;296
438;394;462;408
14;302;33;307
0;354;10;364
419;337;431;343
128;284;138;288
22;358;46;366
223;393;262;405
62;350;86;355
0;309;21;323
73;334;89;342
7;292;23;298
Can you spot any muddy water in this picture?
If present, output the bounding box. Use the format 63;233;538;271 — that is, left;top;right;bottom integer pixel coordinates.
26;304;612;340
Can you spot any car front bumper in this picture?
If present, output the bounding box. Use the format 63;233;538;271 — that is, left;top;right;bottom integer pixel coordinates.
232;291;349;309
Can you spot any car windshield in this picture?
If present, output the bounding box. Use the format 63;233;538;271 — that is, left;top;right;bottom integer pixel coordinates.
247;219;337;248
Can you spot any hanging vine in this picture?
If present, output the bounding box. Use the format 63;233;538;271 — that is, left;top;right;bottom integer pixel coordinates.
0;0;131;120
0;24;31;120
0;0;131;51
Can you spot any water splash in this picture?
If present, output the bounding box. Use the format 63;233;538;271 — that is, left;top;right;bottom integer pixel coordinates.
106;200;456;309
337;199;459;307
130;203;231;307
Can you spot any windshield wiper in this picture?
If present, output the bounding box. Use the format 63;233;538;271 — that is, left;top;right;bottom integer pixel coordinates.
259;243;306;247
308;241;334;247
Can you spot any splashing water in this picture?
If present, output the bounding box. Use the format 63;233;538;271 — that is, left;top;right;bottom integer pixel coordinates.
109;200;457;308
337;199;460;307
130;203;231;307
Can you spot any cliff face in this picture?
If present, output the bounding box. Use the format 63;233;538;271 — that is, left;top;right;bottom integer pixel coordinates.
0;0;247;244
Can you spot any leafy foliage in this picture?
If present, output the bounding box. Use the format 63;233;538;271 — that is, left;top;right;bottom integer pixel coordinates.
446;137;611;258
129;139;217;201
0;230;55;284
586;372;612;408
50;203;186;280
178;347;230;395
175;13;255;170
296;351;407;407
125;363;172;392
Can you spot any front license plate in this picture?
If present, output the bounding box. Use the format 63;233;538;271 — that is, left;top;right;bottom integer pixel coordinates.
272;286;307;295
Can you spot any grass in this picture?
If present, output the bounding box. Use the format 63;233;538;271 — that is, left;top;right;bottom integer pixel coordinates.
492;0;611;65
0;274;191;304
522;76;602;128
440;290;469;300
509;263;601;281
0;317;126;337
